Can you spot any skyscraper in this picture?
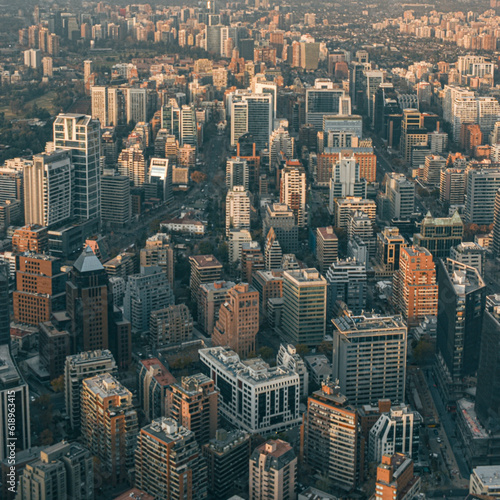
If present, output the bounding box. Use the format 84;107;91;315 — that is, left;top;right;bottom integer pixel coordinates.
280;269;327;346
189;255;223;302
212;283;259;357
280;161;307;228
66;246;109;352
53;114;100;222
24;150;72;227
316;226;338;273
305;79;346;129
225;185;251;236
392;246;438;326
140;233;175;287
135;418;208;500
329;154;367;201
465;168;500;225
149;304;193;347
384;172;415;220
332;314;407;406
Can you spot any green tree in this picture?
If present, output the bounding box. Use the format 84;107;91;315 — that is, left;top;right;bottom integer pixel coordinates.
50;375;64;393
258;346;274;360
295;344;310;358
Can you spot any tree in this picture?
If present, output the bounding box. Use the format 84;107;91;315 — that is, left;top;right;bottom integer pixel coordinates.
190;171;207;184
295;344;310;358
50;375;64;393
258;346;274;360
40;429;54;446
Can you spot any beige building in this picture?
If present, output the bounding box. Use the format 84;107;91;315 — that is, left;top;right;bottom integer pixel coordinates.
140;233;175;286
189;255;223;303
226;185;251;236
316;226;338;272
333;197;376;229
149;304;193;347
198;280;236;335
280;161;307;227
249;440;297;500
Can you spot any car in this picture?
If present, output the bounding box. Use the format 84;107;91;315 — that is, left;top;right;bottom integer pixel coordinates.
433;429;439;435
437;437;442;443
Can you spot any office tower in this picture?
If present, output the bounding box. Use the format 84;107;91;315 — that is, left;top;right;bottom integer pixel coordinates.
0;345;30;461
18;442;93;500
450;242;486;274
440;168;466;205
478;97;500;138
423;155;446;186
53;114;100;222
369;405;422;463
333;196;377;228
476;296;500;432
39;321;70;379
66;246;109;352
241;242;265;283
23;150;71;227
64;350;117;430
213;283;259;357
101;172;131;227
302;381;359;491
24;48;41;68
452;95;478;141
179;105;197;147
332;314;407;406
249;440;297;500
348;211;375;256
413;211;463;258
253;270;283;317
305;79;346;129
137;358;175;421
189;255;223;303
392;246;438;327
198;281;236;335
428;128;448;154
269;126;294;170
263;203;298;254
13;254;66;326
281;269;327;346
329;154;367;206
316;227;338;273
494;189;500;257
230;92;273;151
0;273;9;346
365;70;385;119
469;466;500;498
126;87;147;124
276;344;309;397
123;266;174;333
200;347;301;433
401;109;426;165
203;429;251;499
117;145;147;186
149;158;173;205
435;259;486;401
226;158;249;190
101;127;118;167
280;161;307;228
460;123;482;155
225;185;250;236
91;86;108;126
0;165;23;209
465;168;500;224
150;304;193;347
166;374;219;445
81;374;138;485
325;259;367;316
140;233;174;287
264;228;283;271
374;454;421;500
374;227;407;277
135;418;208;500
323;114;363;140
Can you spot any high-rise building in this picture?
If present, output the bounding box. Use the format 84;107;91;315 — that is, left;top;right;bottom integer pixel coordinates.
280;161;307;227
226;158;249;190
18;442;93;500
199;347;301;434
374;227;407;277
325;259;367;316
263;203;298;254
316;226;338;273
137;357;176;421
0;345;30;461
140;233;175;287
305;79;346;129
374;453;421;500
249;440;297;500
150;304;193;347
440;168;465;205
465;168;500;225
401;109;426;165
277;344;309;397
269;126;294;170
494;188;500;257
392;246;438;326
213;283;259;357
203;429;251;499
53;114;100;222
435;259;486;402
81;374;138;485
64;350;117;430
198;280;236;335
329;154;367;202
123;266;174;333
66;246;109;352
384;173;415;220
166;374;219;445
12;225;48;253
332;314;407;406
264;228;283;271
302;381;359;491
13;254;66;326
369;405;422;463
450;242;486;274
333;197;377;228
101;172;131;227
117;145;147;186
252;271;283;317
423;155;446;186
0;272;9;346
413;211;463;258
225;185;251;236
135;418;208;500
149;158;173;205
280;269;327;346
24;150;72;227
39;321;71;380
189;255;223;303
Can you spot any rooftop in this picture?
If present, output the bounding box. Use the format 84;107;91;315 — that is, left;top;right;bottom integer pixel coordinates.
189;254;223;268
83;373;131;400
73;246;104;273
0;344;24;389
472;465;500;485
457;398;488;439
140;358;176;386
333;314;406;335
317;226;338;240
142;417;193;443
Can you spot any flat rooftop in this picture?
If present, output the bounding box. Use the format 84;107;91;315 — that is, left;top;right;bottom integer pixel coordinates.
189;254;222;268
333;314;406;334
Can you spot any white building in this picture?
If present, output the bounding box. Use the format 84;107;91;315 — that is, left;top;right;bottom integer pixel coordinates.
228;228;252;263
277;344;309;396
199;347;301;434
329;154;367;201
226;185;251;236
470;466;500;498
369;405;422;463
226;158;249;190
305;79;346;129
